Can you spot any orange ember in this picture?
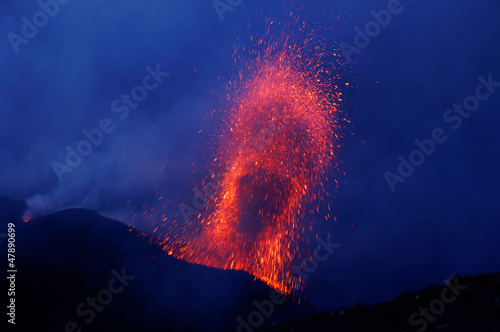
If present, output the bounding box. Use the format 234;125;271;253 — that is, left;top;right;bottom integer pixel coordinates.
22;210;33;223
153;15;347;294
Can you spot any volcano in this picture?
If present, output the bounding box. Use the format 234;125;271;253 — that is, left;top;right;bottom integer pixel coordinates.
0;196;318;332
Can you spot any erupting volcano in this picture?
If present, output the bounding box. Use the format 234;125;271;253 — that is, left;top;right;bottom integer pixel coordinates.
146;13;348;294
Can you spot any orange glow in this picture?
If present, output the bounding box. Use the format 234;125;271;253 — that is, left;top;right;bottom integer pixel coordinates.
144;12;348;294
22;210;32;223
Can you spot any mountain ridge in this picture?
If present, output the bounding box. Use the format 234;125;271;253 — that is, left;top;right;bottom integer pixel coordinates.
1;199;318;332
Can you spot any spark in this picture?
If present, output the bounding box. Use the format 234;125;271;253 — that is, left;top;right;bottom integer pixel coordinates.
136;7;350;294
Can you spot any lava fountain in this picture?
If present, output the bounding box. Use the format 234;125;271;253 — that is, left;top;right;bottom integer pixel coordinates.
156;15;348;294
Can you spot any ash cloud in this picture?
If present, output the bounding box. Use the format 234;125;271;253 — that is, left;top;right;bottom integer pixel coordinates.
0;0;229;220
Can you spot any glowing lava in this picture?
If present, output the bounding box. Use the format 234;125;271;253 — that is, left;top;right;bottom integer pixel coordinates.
154;15;348;294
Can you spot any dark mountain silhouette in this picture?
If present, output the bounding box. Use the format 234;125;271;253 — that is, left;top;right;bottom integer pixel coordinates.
0;196;318;332
2;196;499;332
259;273;500;332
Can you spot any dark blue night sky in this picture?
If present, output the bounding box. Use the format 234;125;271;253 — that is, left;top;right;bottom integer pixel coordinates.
1;0;499;315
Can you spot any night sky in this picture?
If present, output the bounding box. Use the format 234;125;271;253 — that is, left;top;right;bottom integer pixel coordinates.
1;0;499;313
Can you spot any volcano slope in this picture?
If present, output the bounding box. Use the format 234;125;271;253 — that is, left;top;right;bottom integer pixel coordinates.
0;198;317;332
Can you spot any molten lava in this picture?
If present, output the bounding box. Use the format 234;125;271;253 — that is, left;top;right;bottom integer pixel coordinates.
146;13;348;294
